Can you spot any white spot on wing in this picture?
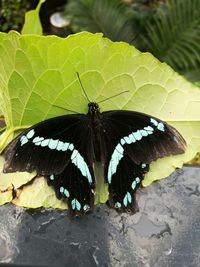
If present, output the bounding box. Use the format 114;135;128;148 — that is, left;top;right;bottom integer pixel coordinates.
20;135;28;146
71;198;81;211
50;174;54;180
70;149;92;184
41;139;50;147
133;130;142;140
26;129;35;139
33;136;44;144
48;139;59;150
107;144;124;184
157;122;165;132
150;118;158;127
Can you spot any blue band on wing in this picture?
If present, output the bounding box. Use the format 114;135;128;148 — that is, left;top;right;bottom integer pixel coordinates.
20;130;92;185
107;118;165;184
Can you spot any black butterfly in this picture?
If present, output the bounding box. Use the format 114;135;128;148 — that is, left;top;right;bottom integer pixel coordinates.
2;74;186;216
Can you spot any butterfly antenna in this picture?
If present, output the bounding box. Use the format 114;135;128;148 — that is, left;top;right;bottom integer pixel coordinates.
97;90;130;104
76;72;91;103
52;104;80;114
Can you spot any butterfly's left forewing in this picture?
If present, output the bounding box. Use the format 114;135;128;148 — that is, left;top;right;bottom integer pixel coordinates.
3;114;95;215
100;110;186;212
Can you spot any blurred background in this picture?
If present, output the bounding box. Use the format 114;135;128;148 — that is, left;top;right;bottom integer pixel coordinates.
0;0;200;83
0;2;200;266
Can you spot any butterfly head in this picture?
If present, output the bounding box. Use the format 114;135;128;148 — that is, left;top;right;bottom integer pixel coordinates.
88;102;100;114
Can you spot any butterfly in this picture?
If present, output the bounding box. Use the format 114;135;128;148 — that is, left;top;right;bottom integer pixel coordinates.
2;73;186;216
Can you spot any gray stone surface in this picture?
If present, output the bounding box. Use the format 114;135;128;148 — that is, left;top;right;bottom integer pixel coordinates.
0;166;200;267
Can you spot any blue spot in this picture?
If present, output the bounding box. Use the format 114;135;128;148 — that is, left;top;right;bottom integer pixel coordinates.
61;142;69;151
60;186;64;193
33;136;44;145
71;149;92;184
71;149;78;159
150;118;158;127
116;143;124;154
133;130;142;140
56;141;64;151
115;202;121;208
34;142;42;146
68;144;74;151
131;180;137;190
157;122;165;132
64;189;70;198
50;174;54;181
132;177;140;190
71;199;81;211
41;139;50;147
108;144;124;184
108;168;112;184
120;138;126;145
144;126;154;134
127;192;132;203
128;133;136;143
113;146;124;157
83;204;90;211
141;163;146;168
140;129;148;137
135;177;140;183
124;136;132;144
76;200;81;211
26;129;35;139
71;199;76;210
110;160;117;179
20;135;28;146
123;195;128;206
123;192;132;206
48;139;59;150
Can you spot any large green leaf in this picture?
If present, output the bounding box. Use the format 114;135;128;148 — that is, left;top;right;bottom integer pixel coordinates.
0;31;199;208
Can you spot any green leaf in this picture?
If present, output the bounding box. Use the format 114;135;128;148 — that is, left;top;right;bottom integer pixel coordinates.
0;31;199;208
21;0;46;35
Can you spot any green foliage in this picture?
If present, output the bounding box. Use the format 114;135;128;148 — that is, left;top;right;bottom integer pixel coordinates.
0;0;36;32
66;0;136;43
139;0;200;81
0;31;200;208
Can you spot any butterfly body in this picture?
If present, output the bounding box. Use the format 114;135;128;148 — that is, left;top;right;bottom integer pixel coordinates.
3;102;186;216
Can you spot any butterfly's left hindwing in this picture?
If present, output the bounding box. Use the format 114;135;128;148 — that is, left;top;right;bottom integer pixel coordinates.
100;110;186;212
3;114;95;215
